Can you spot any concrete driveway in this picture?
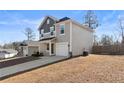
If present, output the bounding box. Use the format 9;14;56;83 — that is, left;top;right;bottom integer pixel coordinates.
0;56;68;79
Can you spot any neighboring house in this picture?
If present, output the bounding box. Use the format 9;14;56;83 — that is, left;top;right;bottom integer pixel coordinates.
0;49;18;59
21;16;94;57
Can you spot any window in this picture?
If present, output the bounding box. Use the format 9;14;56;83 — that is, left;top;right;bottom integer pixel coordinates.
50;26;54;36
53;25;55;31
60;24;65;35
47;44;49;50
40;29;44;36
41;29;44;34
50;26;54;32
47;19;50;24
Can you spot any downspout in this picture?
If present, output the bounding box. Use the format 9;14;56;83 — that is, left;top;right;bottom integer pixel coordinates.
69;21;72;57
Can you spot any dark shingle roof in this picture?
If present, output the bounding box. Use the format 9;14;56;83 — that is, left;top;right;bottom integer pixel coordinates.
57;17;70;23
39;37;55;41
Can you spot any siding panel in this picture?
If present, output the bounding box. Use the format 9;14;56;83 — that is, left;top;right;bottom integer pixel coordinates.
72;23;93;56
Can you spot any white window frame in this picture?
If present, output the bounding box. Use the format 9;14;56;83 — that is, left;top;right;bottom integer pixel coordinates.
43;31;51;35
60;24;65;35
40;29;44;38
41;29;44;33
42;28;50;35
47;19;50;24
50;25;56;37
40;29;44;35
50;26;54;32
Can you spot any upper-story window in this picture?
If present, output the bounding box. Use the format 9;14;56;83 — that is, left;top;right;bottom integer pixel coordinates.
41;29;44;34
40;29;44;38
60;24;65;35
47;19;50;24
50;26;55;36
50;26;54;32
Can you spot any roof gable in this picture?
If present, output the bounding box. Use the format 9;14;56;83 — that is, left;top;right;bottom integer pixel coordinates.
38;16;58;31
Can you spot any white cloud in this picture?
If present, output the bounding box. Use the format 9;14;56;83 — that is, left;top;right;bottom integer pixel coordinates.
0;18;43;28
0;10;43;26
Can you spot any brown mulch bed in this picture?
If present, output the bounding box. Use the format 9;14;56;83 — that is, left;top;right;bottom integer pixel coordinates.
1;54;124;83
0;56;40;68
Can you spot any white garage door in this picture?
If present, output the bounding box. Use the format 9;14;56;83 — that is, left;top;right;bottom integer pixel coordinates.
56;42;68;56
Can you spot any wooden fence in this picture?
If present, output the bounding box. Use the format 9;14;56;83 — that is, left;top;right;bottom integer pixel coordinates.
92;44;124;55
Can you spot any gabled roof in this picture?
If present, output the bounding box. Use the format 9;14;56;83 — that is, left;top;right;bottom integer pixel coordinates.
38;16;58;31
57;17;70;23
38;15;94;32
71;20;94;32
56;18;94;32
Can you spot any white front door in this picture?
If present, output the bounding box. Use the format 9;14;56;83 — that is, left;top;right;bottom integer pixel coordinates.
56;42;68;56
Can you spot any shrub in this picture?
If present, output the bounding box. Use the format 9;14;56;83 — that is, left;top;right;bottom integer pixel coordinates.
32;52;44;57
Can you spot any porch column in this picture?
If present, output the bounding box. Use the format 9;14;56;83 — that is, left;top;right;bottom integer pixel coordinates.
38;44;40;53
49;42;51;56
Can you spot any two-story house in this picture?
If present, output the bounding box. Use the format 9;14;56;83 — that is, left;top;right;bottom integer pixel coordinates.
21;16;94;57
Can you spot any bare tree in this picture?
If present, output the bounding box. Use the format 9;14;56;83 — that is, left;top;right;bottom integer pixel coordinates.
112;30;121;45
23;27;35;41
3;42;13;49
93;34;99;46
100;34;114;45
84;10;99;29
116;17;124;44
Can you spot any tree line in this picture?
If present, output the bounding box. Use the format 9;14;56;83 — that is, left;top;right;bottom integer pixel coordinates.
84;10;124;46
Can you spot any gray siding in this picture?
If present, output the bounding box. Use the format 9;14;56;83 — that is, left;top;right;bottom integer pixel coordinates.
40;17;55;33
39;17;56;40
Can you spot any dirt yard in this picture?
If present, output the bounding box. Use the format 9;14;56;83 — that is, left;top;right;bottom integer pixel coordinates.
1;54;124;83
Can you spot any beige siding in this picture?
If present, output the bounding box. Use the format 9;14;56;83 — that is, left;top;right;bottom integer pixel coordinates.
55;21;70;43
28;46;39;56
39;43;49;56
72;23;93;56
39;43;46;53
22;46;28;56
27;41;40;46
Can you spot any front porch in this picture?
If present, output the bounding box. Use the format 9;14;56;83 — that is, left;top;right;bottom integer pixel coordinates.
39;38;56;56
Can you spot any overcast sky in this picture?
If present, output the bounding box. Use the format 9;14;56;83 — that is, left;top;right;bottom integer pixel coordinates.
0;10;124;45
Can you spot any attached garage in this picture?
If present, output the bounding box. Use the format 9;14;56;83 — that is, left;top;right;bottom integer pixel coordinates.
28;46;39;56
56;42;69;56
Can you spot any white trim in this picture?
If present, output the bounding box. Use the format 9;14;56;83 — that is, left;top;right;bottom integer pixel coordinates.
41;29;44;33
49;42;51;55
26;46;28;56
70;21;72;52
50;26;54;32
40;29;44;39
50;26;55;37
54;25;56;37
47;19;50;24
43;31;51;35
60;24;65;35
38;45;40;53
